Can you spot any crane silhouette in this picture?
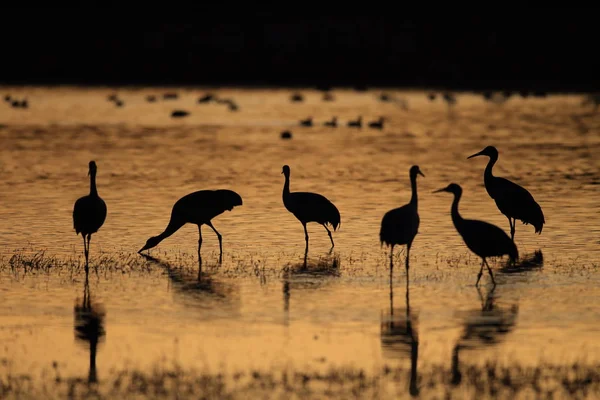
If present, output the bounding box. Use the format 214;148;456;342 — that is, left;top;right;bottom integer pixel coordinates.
138;189;243;262
379;165;424;272
434;183;518;286
282;165;341;254
468;146;545;241
73;161;107;271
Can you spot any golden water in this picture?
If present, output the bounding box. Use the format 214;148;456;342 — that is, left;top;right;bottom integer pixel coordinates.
0;87;599;398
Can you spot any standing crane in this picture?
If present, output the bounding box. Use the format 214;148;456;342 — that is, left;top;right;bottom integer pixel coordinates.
434;183;518;286
468;145;545;241
380;165;424;272
281;165;341;254
73;161;107;271
138;189;243;262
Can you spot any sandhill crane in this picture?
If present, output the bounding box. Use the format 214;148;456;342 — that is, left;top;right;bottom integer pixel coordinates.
468;146;545;241
282;165;341;254
73;161;107;270
434;183;518;286
380;165;424;272
138;189;243;262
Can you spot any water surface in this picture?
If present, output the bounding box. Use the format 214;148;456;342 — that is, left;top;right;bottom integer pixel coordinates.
0;87;599;398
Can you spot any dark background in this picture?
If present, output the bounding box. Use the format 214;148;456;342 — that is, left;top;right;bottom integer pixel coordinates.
1;12;598;92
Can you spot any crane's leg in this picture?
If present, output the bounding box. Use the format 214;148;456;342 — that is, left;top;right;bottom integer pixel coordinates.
484;259;496;286
475;259;485;286
82;235;89;272
390;244;395;273
303;223;309;255
197;225;203;258
206;222;223;262
507;216;515;241
323;224;334;248
406;242;412;272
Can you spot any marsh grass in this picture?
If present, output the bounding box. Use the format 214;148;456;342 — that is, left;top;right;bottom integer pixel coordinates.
1;247;598;283
1;360;599;399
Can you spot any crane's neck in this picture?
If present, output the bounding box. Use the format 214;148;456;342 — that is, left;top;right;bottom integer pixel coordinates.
282;174;291;205
451;191;464;228
409;173;418;209
157;218;185;242
484;155;498;184
89;172;98;196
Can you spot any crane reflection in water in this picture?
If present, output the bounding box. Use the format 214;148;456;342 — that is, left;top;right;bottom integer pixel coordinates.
73;271;106;384
380;269;419;396
139;253;241;317
450;250;542;386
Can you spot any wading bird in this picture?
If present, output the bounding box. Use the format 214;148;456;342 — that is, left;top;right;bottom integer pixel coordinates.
281;165;341;254
73;161;107;270
468;145;544;241
138;189;243;262
434;183;518;286
380;165;424;272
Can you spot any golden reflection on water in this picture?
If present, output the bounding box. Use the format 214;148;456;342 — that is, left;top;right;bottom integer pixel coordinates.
0;87;599;397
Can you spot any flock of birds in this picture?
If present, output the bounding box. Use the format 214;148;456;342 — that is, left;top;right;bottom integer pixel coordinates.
73;145;544;286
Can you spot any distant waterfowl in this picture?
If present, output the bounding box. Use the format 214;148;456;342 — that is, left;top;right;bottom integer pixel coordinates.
443;92;457;108
434;183;518;286
280;130;292;139
146;95;157;102
368;117;384;129
4;95;10;102
138;189;243;262
427;93;436;101
322;92;335;101
282;165;341;253
380;165;424;272
163;92;178;100
299;117;312;127
348;116;362;128
73;161;107;270
324;117;337;127
171;109;189;118
197;94;214;103
468;146;545;241
290;93;304;102
115;100;124;107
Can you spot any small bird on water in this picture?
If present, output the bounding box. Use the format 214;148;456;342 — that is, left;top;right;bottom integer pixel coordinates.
468;145;545;241
73;161;107;271
434;183;518;286
380;165;424;272
281;165;341;254
138;189;243;263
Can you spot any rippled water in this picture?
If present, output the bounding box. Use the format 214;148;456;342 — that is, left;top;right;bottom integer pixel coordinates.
0;87;599;398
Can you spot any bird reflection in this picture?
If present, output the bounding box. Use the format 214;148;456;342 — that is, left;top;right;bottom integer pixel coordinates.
451;285;518;385
140;254;240;315
500;249;543;275
73;272;106;384
282;252;341;324
380;270;419;396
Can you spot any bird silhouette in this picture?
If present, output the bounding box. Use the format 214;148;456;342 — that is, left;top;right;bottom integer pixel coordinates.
468;145;545;241
380;165;424;272
138;189;243;262
282;165;341;254
434;183;518;286
324;116;337;127
73;161;107;271
368;117;384;129
299;117;312;127
347;116;362;128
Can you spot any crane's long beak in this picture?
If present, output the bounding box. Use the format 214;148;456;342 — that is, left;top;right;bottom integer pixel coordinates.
467;150;484;159
432;188;446;193
418;170;425;177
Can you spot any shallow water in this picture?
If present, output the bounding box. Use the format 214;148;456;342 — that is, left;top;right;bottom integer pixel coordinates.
0;87;599;398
